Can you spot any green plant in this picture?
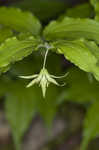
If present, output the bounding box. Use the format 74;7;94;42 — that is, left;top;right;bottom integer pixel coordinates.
0;0;99;150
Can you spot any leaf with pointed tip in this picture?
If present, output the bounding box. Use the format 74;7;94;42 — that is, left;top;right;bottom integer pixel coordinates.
5;80;60;150
0;36;42;73
52;39;99;81
43;17;99;44
35;85;59;127
81;101;99;150
0;7;42;35
5;82;36;150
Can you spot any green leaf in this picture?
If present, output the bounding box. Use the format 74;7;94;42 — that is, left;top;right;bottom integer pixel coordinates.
0;28;13;43
5;82;36;150
43;17;99;44
90;0;99;21
57;67;99;104
90;0;99;10
4;47;64;149
0;77;9;98
35;85;59;127
0;7;42;35
90;0;98;6
81;101;99;150
94;5;99;21
0;36;42;73
5;80;60;150
62;3;93;19
52;39;99;81
10;0;67;22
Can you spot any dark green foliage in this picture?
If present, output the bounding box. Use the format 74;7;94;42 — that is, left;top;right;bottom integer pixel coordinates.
0;1;99;150
10;0;67;22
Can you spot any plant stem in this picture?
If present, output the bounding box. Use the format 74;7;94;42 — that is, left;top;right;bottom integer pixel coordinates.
43;48;49;69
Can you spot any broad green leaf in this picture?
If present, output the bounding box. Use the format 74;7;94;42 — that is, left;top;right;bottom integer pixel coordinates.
81;101;99;150
11;0;66;22
43;17;99;44
62;3;93;19
57;67;99;104
5;82;36;150
5;79;60;149
0;7;42;35
52;39;99;81
35;85;59;127
0;36;42;73
0;28;13;43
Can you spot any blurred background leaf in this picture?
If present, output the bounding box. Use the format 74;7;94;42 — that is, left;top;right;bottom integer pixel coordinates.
9;0;67;22
81;101;99;150
57;67;99;104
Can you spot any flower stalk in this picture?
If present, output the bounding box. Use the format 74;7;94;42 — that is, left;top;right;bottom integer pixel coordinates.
19;45;68;98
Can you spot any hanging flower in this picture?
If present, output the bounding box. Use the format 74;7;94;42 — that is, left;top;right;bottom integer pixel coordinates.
19;46;68;98
19;68;68;98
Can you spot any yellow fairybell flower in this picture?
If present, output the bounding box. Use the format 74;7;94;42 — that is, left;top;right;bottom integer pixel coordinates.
19;48;68;98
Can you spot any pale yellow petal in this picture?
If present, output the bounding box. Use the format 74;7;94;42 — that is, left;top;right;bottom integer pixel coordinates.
19;74;38;79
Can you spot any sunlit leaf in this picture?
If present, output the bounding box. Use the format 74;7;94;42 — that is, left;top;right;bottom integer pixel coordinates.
0;36;42;73
43;17;99;44
52;39;99;81
0;7;42;35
